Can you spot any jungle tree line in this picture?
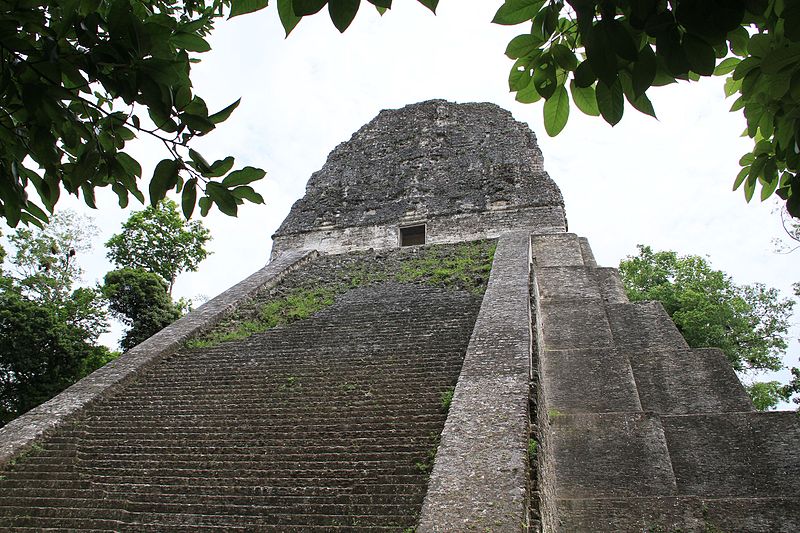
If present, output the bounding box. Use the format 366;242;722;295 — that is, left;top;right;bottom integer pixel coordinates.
0;199;209;425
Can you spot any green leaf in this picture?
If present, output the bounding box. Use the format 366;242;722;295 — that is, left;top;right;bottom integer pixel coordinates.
170;33;211;53
586;22;619;87
222;166;267;187
207;182;239;216
208;99;241;124
205;157;236;178
23;202;50;225
714;57;741;76
744;174;756;202
608;20;638;62
112;183;129;208
569;80;599;116
761;43;800;74
278;0;302;35
367;0;391;7
328;0;360;32
515;81;542;103
293;0;327;16
683;34;716;76
727;26;749;56
149;159;179;206
416;0;438;13
573;60;596;88
632;45;657;97
188;149;211;173
551;43;577;71
229;0;270;18
509;58;533;91
231;185;265;204
505;34;539;59
116;152;142;177
81;183;97;209
180;113;215;134
543;85;569;136
532;54;557;99
375;5;386;14
596;79;624;126
733;166;749;190
492;0;544;26
732;56;760;80
620;70;657;118
182;178;197;218
199;196;213;217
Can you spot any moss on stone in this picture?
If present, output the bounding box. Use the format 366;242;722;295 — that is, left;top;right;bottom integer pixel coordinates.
185;239;495;349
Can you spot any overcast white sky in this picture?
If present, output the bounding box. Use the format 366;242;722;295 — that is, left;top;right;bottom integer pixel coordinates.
4;1;798;400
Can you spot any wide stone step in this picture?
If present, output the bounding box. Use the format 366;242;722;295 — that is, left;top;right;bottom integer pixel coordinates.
662;411;800;498
629;348;753;414
555;495;800;533
548;412;677;499
606;302;688;351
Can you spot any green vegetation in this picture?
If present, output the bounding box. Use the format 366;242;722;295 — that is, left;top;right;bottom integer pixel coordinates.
106;200;211;295
528;438;539;463
397;241;496;295
187;240;496;349
0;213;118;426
440;387;455;411
0;0;267;228
619;245;795;410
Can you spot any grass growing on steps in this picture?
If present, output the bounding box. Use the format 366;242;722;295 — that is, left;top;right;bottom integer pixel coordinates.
186;240;496;349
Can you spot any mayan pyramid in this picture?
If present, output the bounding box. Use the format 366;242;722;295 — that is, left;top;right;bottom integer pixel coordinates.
0;100;798;532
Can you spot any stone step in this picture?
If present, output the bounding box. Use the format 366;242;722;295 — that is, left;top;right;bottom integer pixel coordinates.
662;411;800;498
629;348;753;414
606;302;689;352
541;347;641;414
555;495;800;533
531;233;586;267
548;412;677;499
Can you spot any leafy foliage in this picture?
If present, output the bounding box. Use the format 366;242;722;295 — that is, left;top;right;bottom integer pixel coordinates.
745;380;793;411
491;0;800;216
619;245;794;374
106;199;211;294
0;287;114;425
276;0;438;35
0;215;116;425
102;267;182;351
0;0;268;228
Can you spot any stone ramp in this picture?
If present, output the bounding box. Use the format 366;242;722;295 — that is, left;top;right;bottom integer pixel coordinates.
532;233;800;532
0;282;482;531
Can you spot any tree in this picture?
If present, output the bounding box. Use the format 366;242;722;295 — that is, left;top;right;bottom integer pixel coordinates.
287;0;800;218
106;199;211;294
619;245;794;376
102;268;182;351
0;215;116;425
0;0;267;228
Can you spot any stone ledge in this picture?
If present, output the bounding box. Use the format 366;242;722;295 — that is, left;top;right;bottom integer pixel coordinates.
0;250;315;466
417;232;532;532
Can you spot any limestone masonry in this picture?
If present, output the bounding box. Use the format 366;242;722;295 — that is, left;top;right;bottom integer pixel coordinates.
0;100;798;532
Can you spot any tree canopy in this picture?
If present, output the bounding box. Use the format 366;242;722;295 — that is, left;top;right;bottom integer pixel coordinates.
106;199;211;294
619;245;794;375
0;213;116;425
0;0;267;228
619;245;797;410
102;267;182;351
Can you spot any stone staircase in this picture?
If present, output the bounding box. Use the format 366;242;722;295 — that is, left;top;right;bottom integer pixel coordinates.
532;233;800;532
0;281;482;531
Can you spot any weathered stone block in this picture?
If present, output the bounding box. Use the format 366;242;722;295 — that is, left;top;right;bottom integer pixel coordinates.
607;302;689;351
549;412;677;499
629;348;753;414
535;266;601;301
531;233;584;267
541;348;641;413
539;300;613;350
663;412;800;498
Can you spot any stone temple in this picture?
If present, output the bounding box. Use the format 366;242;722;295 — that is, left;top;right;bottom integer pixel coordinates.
0;100;798;532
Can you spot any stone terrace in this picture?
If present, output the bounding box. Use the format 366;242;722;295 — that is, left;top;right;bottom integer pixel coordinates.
0;246;486;531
